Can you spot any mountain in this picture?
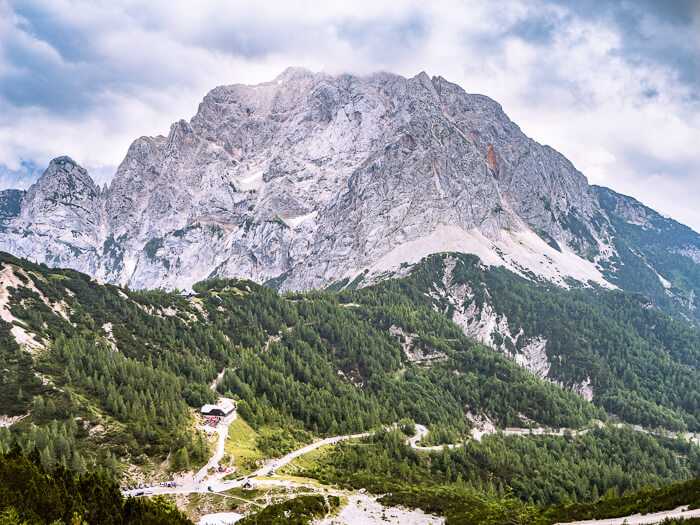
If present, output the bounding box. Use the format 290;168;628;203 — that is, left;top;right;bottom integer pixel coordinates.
408;253;700;430
2;251;697;523
595;186;700;325
0;249;601;452
1;68;696;326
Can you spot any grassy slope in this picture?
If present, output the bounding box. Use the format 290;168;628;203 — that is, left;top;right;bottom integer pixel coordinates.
224;417;264;475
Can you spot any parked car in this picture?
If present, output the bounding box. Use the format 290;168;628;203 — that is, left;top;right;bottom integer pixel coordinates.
135;491;144;497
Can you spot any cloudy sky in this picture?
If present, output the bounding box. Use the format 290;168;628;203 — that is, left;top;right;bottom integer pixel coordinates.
1;0;699;230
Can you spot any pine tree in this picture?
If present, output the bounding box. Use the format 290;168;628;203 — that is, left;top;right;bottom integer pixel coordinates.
40;446;53;470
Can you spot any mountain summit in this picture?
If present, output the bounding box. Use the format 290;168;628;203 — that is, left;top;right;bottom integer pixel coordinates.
0;69;697;320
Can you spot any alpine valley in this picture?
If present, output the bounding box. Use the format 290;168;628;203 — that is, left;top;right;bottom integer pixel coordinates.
0;70;698;525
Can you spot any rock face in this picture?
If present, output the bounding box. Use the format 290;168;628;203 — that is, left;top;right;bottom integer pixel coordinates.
0;69;697;305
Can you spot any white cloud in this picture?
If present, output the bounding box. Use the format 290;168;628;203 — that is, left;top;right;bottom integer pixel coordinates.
0;0;698;230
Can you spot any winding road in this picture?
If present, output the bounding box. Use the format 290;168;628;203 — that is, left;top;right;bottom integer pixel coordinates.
407;423;594;450
126;420;597;497
555;505;700;525
248;429;375;477
123;418;699;525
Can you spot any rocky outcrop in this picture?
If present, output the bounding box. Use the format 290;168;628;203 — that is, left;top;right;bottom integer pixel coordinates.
1;157;104;276
0;69;696;296
595;185;699;324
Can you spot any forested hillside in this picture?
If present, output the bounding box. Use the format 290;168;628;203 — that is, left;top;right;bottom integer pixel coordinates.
375;253;700;431
0;444;191;524
596;186;700;327
295;427;699;524
0;249;698;524
0;250;600;474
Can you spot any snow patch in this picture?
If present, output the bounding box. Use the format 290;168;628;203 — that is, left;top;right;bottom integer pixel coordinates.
0;412;29;428
198;512;244;525
657;272;672;289
125;257;137;279
593;233;617;262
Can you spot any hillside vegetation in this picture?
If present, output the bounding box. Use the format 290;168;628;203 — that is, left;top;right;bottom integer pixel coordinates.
389;253;700;431
297;427;698;523
0;250;602;475
0;250;698;523
0;444;191;524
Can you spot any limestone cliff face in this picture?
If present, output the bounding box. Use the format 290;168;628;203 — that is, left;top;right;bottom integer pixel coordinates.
1;157;104;276
0;68;694;295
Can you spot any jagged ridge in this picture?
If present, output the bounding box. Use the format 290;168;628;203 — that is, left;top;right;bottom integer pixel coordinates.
0;68;697;323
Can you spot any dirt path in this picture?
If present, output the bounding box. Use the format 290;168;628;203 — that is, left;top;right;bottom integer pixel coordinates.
194;406;237;484
555;505;700;524
126;420;697;503
407;423;592;450
123;405;238;497
407;424;462;450
123;424;375;498
249;429;374;477
210;368;227;391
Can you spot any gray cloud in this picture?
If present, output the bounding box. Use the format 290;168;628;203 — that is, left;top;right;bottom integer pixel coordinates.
0;161;42;190
550;0;700;94
335;13;430;60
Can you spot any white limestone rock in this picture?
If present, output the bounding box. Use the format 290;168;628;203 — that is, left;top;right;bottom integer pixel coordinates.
0;69;681;294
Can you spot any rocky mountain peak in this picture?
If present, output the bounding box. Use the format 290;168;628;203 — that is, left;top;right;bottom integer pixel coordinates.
1;157;104;274
33;156;98;195
274;66;315;83
0;69;697;313
18;156;101;223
